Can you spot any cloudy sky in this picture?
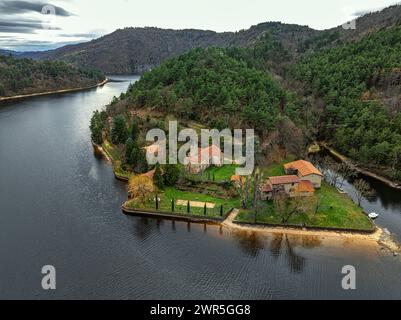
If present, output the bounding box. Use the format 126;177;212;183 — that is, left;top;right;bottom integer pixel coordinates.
0;0;399;51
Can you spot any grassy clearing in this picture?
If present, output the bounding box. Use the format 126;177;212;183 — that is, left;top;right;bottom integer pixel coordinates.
126;187;240;218
236;182;373;231
203;165;238;182
260;156;296;178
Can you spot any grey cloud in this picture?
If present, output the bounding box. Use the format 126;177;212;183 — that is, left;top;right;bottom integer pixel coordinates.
0;19;43;33
0;39;83;51
59;33;99;39
0;1;74;17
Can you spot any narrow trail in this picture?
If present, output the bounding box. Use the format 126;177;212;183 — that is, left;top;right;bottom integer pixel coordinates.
222;209;240;227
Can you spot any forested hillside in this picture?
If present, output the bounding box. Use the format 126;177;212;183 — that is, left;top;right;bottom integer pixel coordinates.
90;5;401;181
19;5;401;75
0;55;105;97
25;23;317;74
127;48;300;132
93;47;305;164
292;26;401;178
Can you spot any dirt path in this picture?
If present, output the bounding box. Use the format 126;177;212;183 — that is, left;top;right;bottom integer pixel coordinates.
222;209;240;225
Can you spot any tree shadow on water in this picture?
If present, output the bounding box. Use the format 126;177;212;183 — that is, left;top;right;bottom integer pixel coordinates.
269;233;322;274
131;217;165;241
232;230;266;258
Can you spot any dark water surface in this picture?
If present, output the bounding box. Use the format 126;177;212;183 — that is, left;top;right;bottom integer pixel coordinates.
1;76;401;299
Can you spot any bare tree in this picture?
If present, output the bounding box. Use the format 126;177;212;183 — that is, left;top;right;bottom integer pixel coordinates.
315;156;330;180
276;118;304;158
273;193;288;223
327;162;342;187
128;176;155;205
252;170;261;209
243;175;252;209
274;194;315;224
354;179;374;206
236;175;252;209
338;163;356;188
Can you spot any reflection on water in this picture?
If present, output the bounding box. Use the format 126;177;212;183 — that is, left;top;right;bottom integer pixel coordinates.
1;76;401;299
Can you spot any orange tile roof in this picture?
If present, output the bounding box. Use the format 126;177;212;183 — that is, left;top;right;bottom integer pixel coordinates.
284;160;323;177
269;175;300;185
261;183;272;192
231;175;246;184
144;144;160;154
294;180;315;193
188;145;222;164
140;169;156;180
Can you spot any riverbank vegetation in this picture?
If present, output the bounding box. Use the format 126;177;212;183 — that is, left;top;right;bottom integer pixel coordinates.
236;182;374;232
0;55;105;98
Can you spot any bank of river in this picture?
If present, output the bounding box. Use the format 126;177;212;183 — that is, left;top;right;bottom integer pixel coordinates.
0;78;108;103
319;142;401;190
1;75;401;299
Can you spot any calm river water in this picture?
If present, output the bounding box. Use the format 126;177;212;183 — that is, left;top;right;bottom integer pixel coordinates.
1;76;401;299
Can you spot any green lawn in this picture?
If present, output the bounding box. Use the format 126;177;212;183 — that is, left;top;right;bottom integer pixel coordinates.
126;187;240;218
102;140;123;162
236;182;374;231
204;165;238;182
260;156;296;178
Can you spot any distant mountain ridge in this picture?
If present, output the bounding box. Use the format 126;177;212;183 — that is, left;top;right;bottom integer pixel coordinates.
8;23;318;74
2;5;401;74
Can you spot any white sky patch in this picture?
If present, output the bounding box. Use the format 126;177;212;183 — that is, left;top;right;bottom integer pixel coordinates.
1;0;400;51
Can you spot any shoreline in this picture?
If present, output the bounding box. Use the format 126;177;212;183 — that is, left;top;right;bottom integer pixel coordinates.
124;203;401;255
223;210;400;255
319;142;401;190
0;78;109;103
94;138;400;255
121;203;227;224
92;140;129;181
124;203;400;255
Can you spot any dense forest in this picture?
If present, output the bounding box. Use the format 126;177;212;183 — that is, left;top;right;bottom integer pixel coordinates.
0;55;104;97
93;47;306;172
127;48;300;132
90;6;401;181
292;26;401;178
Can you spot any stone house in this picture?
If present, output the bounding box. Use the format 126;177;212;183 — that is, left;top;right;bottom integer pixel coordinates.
284;160;323;189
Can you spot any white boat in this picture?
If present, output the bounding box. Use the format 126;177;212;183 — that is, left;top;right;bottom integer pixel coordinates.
337;187;346;194
368;212;379;219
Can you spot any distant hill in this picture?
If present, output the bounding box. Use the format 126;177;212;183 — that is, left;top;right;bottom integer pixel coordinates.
0;55;104;98
10;5;401;75
0;49;17;56
25;23;317;74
